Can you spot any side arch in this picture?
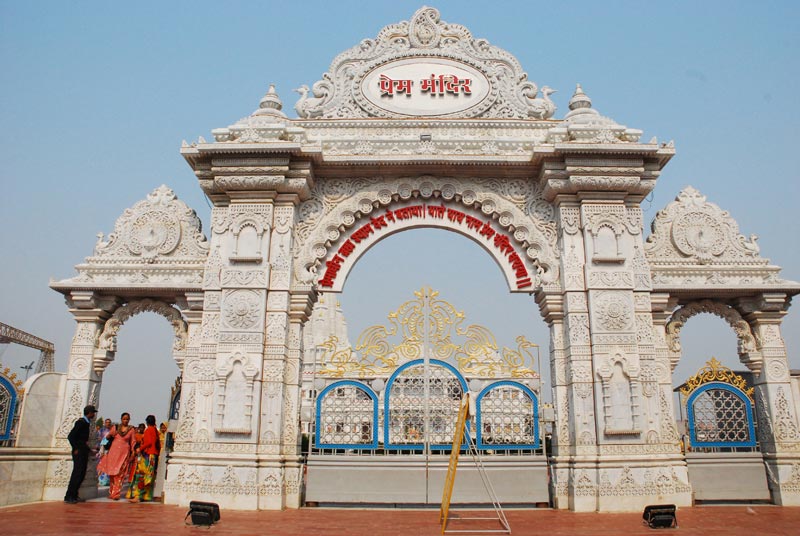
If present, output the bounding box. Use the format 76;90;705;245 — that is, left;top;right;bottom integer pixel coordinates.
96;299;188;371
665;300;761;373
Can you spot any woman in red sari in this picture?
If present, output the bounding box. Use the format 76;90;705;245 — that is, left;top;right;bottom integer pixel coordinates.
96;412;136;500
127;414;161;502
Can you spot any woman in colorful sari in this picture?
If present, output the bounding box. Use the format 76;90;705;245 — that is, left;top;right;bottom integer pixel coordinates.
96;412;136;500
127;414;161;502
96;418;112;486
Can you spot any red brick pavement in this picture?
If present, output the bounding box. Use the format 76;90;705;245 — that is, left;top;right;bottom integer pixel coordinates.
1;501;797;536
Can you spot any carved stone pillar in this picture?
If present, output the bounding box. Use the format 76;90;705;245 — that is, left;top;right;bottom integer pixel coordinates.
541;142;690;512
536;293;569;508
257;195;300;509
283;288;315;507
739;294;800;505
649;293;683;457
165;198;272;510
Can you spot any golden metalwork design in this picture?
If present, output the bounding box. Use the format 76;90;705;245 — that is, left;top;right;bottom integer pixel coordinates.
0;366;25;391
316;287;538;379
679;357;754;402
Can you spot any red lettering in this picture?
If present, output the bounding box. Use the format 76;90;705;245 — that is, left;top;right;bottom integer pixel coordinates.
446;208;465;224
351;222;374;243
370;215;388;230
396;79;413;94
379;75;413;96
385;210;395;222
465;216;482;231
420;75;442;95
421;74;471;95
443;75;472;95
319;254;345;288
493;234;514;256
428;205;446;219
338;240;355;258
479;221;496;240
395;205;425;220
509;253;528;279
379;74;394;95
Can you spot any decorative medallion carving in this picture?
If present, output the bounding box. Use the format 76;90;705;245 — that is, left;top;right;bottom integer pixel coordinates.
766;359;789;382
125;207;181;261
593;292;632;331
222;290;262;330
671;211;726;262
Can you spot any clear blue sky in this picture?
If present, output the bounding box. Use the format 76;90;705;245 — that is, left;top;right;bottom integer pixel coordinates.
1;1;798;423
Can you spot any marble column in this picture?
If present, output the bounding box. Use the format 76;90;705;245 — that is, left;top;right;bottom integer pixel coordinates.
739;294;800;505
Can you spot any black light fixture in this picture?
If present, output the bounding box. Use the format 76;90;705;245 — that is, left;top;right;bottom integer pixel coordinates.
642;504;677;529
186;500;221;526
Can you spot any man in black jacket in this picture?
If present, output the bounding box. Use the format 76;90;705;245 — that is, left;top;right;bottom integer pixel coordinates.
65;404;97;504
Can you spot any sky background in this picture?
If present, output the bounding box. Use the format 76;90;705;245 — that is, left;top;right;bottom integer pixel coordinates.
1;1;798;425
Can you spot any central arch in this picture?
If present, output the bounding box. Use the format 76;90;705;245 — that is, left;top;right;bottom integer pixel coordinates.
293;176;560;292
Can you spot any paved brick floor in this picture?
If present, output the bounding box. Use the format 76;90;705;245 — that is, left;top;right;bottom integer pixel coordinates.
1;501;798;536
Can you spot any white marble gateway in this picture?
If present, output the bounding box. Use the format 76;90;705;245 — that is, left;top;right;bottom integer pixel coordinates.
1;6;798;513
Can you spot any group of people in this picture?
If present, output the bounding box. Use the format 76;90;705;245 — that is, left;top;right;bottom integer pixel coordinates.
65;405;166;504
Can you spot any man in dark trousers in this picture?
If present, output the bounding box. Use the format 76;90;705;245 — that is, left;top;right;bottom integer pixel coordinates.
65;404;97;504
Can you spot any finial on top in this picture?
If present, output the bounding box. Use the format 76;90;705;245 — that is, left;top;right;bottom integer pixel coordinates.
254;84;287;118
568;84;592;111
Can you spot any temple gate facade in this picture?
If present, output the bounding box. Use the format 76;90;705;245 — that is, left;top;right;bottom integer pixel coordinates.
15;7;799;511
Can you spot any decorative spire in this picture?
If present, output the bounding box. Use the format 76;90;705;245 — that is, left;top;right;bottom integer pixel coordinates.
253;84;287;119
546;83;642;143
565;84;598;120
568;84;592;111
